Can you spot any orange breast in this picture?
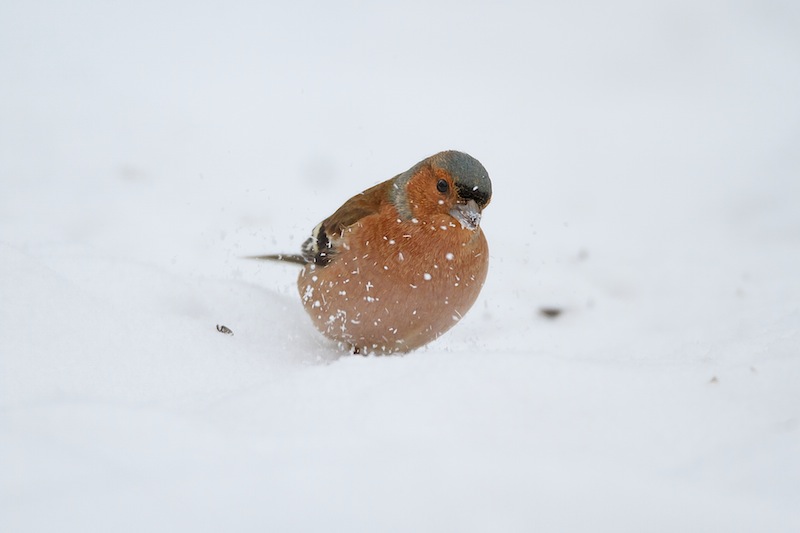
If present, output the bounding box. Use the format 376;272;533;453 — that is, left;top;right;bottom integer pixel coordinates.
297;209;489;354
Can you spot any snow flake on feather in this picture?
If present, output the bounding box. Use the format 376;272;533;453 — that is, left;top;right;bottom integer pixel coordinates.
302;284;314;302
325;309;349;333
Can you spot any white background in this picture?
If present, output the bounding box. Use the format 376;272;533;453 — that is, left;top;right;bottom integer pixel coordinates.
2;1;799;531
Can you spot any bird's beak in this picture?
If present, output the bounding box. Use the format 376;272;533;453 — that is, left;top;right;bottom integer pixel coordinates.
450;199;482;230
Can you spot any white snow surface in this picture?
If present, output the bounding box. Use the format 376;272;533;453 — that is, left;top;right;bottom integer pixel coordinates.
2;1;799;531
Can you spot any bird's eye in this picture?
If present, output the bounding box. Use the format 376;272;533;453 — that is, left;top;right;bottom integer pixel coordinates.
436;179;449;193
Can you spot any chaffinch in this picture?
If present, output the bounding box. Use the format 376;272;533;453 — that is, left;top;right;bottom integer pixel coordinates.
253;150;492;354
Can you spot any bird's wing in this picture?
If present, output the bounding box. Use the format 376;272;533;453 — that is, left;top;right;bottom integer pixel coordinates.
301;178;392;265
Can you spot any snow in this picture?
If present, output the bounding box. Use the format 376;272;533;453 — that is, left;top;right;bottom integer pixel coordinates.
2;1;799;531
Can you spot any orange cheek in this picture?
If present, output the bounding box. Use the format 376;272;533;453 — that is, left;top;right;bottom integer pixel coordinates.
404;168;455;217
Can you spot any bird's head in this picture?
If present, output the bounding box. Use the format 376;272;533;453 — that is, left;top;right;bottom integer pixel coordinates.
391;150;492;230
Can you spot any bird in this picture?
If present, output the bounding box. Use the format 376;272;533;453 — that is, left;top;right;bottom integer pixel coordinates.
251;150;492;355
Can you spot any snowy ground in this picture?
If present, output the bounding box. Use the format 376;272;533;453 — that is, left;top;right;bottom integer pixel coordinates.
2;1;799;531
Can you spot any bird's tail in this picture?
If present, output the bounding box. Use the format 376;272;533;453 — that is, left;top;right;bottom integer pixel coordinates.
245;254;307;265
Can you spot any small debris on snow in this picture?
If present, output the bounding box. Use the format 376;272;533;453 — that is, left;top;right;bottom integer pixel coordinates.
216;324;233;336
539;307;563;319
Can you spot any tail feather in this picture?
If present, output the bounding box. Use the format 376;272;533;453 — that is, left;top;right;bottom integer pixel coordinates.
245;254;307;265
